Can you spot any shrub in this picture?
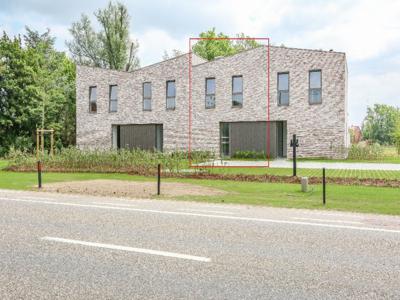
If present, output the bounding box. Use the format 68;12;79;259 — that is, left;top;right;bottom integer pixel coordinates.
6;147;215;174
347;143;384;160
232;151;266;160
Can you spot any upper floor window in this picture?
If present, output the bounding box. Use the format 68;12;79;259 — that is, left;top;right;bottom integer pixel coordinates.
109;85;118;112
89;86;97;113
232;75;243;107
166;80;176;110
143;82;152;111
309;70;322;104
277;73;289;106
205;78;215;109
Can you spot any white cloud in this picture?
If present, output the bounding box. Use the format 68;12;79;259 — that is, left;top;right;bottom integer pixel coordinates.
204;0;294;36
349;71;400;125
134;28;188;66
287;0;400;61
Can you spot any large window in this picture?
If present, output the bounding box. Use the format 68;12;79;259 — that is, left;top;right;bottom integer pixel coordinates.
166;80;176;110
277;73;289;106
205;78;215;108
309;70;322;104
232;75;243;107
89;86;97;113
143;82;152;111
109;85;118;112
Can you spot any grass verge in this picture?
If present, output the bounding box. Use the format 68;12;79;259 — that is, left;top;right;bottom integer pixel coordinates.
0;169;399;216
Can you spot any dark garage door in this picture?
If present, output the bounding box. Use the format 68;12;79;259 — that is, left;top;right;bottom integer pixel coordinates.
117;124;163;151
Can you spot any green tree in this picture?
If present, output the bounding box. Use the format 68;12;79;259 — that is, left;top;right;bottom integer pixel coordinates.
393;117;400;155
0;28;76;155
362;104;400;145
0;33;39;155
66;1;139;71
192;28;261;61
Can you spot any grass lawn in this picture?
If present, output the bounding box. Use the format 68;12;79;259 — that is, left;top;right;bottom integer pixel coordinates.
297;146;400;164
207;167;400;180
0;169;399;216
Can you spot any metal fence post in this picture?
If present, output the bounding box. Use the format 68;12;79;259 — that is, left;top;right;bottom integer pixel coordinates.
37;161;42;189
157;164;161;195
322;168;326;205
290;134;299;177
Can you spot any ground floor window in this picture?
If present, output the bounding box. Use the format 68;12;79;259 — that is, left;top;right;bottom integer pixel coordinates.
111;124;163;152
219;121;287;159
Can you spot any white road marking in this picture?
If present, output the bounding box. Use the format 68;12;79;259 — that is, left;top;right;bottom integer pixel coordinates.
2;197;400;234
291;217;364;225
179;208;236;215
91;202;137;208
41;237;210;262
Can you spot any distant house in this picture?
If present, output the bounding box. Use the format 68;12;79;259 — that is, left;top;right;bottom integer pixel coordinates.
350;125;362;144
76;45;348;158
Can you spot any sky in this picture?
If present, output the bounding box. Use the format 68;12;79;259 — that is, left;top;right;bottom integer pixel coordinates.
1;0;399;125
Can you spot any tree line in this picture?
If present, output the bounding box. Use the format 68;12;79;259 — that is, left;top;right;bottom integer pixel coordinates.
0;1;399;156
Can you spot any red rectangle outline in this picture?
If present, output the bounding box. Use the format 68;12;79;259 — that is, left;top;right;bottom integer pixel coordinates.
188;37;270;168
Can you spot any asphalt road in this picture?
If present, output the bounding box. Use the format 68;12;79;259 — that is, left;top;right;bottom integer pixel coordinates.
0;189;399;299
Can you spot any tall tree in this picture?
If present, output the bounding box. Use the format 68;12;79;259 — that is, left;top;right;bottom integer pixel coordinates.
192;28;261;61
362;104;400;145
0;33;39;155
66;1;139;71
0;28;76;155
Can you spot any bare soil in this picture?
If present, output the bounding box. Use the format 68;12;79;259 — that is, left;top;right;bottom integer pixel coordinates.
41;179;228;198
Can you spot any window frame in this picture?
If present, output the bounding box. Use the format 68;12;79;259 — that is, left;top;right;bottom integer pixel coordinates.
142;82;152;111
109;84;118;113
232;75;243;108
308;69;322;105
166;80;176;110
205;77;216;109
89;86;97;113
277;72;289;106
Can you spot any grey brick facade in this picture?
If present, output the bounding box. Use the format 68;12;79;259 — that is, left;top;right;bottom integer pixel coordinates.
76;45;348;158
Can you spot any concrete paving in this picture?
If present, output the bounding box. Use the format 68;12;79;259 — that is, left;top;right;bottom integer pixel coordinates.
201;159;400;170
0;189;399;299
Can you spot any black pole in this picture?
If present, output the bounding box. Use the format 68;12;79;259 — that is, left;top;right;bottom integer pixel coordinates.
37;160;42;189
322;168;326;205
292;134;297;177
157;164;161;195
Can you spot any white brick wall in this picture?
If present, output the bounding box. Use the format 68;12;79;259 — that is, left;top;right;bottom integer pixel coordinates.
76;46;348;158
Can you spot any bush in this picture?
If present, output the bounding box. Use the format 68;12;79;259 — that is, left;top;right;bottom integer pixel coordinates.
6;147;215;174
347;143;384;160
232;150;266;160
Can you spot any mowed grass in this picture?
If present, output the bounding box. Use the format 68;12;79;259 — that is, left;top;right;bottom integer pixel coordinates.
297;146;400;164
207;167;400;180
174;178;400;216
0;170;151;190
0;169;399;215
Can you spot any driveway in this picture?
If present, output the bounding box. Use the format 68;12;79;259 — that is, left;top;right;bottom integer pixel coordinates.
201;159;400;170
0;189;399;299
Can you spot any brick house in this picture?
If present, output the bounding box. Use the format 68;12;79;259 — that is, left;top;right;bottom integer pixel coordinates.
76;45;348;158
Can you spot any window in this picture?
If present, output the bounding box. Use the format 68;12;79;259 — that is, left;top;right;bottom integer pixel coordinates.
205;78;215;108
109;85;118;112
309;70;322;104
277;73;289;106
220;123;230;157
166;80;176;110
143;82;152;111
89;86;97;113
232;76;243;107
